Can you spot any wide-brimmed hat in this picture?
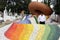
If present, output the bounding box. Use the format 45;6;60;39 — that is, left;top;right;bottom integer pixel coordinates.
28;2;53;16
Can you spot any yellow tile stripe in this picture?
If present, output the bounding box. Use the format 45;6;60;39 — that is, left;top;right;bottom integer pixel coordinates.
19;24;34;40
35;24;45;40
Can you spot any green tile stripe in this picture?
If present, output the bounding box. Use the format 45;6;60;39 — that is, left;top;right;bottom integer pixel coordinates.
47;25;57;40
34;16;38;24
42;25;51;40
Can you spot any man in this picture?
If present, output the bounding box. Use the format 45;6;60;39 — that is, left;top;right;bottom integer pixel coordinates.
38;13;46;24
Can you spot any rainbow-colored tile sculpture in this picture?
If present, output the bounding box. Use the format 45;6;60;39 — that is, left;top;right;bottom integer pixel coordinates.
5;23;60;40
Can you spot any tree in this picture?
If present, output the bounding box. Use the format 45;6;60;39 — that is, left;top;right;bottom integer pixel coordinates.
0;0;7;12
0;0;31;14
44;0;50;6
54;0;60;15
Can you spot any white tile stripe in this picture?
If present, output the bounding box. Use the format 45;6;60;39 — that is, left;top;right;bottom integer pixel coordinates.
29;24;40;40
28;17;37;24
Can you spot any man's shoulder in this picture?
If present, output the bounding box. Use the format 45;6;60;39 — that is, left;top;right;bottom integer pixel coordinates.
43;15;45;16
38;15;41;16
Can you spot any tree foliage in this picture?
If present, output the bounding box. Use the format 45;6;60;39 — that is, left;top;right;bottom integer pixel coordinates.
0;0;31;14
0;1;7;12
54;0;60;15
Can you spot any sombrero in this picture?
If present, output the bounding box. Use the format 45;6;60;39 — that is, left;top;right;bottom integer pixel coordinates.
28;2;53;16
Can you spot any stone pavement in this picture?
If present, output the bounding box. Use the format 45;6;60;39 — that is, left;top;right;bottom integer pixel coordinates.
0;21;12;28
0;23;12;40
